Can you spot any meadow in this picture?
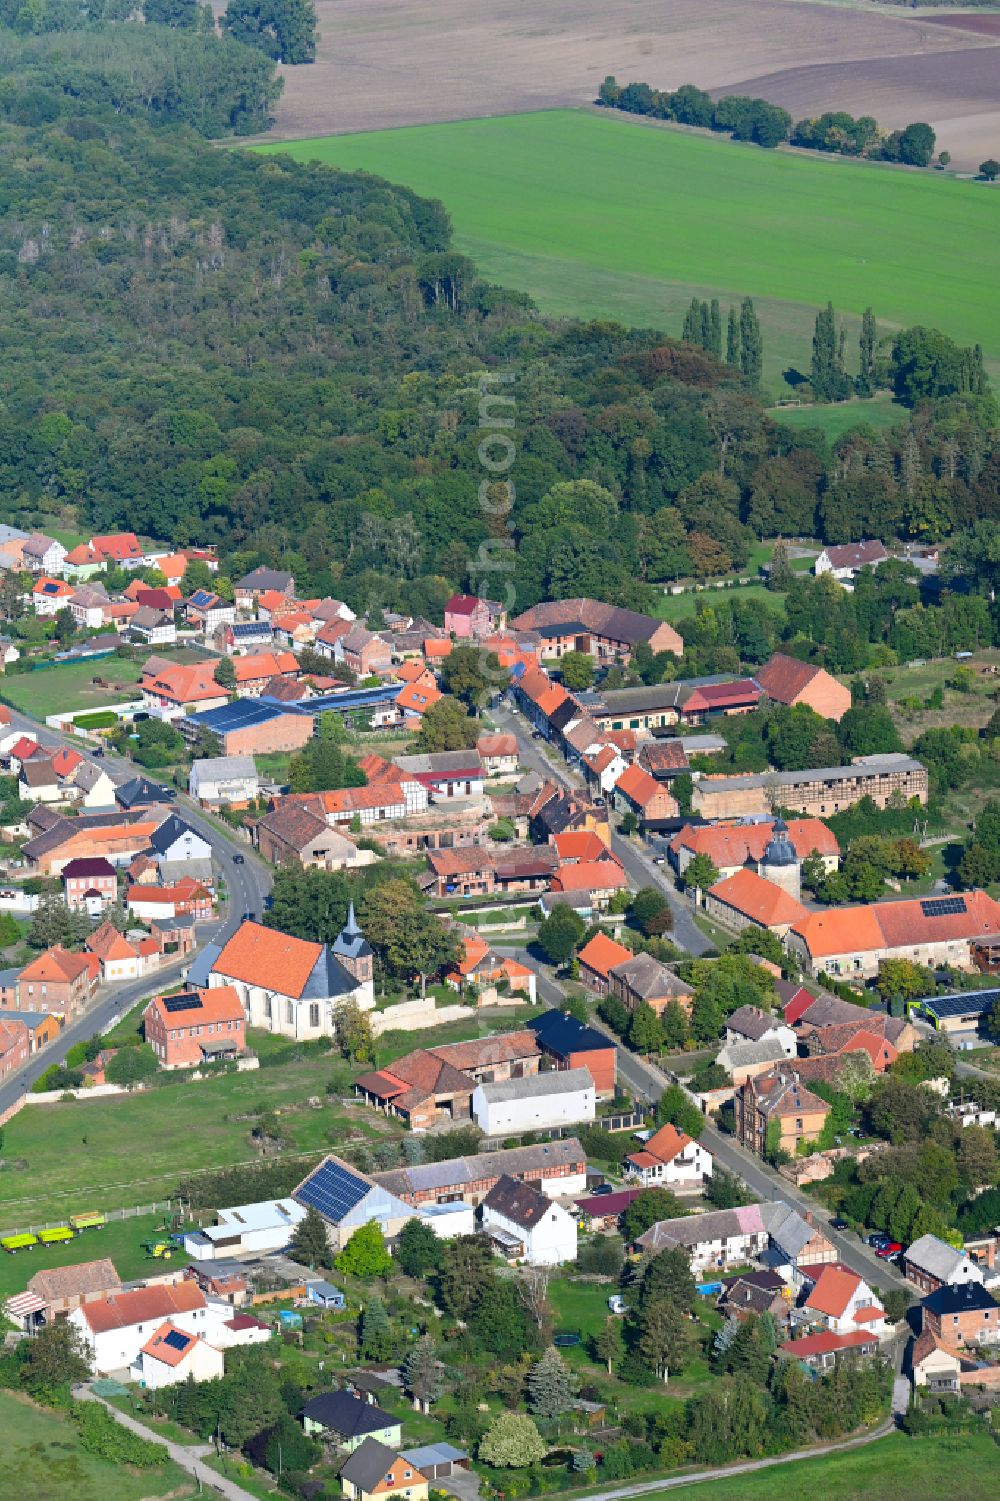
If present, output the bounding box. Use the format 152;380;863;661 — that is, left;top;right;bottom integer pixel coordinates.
0;1391;196;1501
654;1431;999;1501
259;111;1000;396
0;658;145;719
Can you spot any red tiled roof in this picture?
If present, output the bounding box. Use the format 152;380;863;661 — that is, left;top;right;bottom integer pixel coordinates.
672;818;838;867
615;763;663;809
578;932;633;979
805;1265;864;1319
213;920;321;999
551;860;628;893
755;653;824;705
147;985;243;1029
708;869;809;928
82;1279;204;1333
777;1330;875;1359
142;1321;197;1367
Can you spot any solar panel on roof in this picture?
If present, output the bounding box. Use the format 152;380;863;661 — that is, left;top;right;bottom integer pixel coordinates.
921;989;1000;1019
163;993;203;1014
163;1329;190;1351
296;1158;370;1223
920;896;968;918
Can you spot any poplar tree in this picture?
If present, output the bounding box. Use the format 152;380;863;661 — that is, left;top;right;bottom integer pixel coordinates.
739;297;762;388
709;298;722;359
726;306;740;366
857;306;877;396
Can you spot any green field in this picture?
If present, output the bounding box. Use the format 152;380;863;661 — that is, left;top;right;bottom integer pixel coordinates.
0;1390;195;1501
768;394;904;441
0;1213;169;1301
258;111;1000;396
0;659;144;718
651;1432;998;1501
0;1054;390;1223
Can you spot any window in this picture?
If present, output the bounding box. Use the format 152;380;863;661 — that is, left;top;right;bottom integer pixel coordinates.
286;1000;293;1025
309;1003;320;1029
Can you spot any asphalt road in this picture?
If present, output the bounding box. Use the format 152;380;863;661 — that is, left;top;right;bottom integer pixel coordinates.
492;702;711;955
0;705;272;1112
607;1033;908;1294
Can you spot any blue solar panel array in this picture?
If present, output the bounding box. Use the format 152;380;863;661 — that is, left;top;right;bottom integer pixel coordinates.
295;1158;371;1223
920;989;999;1020
919;896;968;918
164;1329;190;1351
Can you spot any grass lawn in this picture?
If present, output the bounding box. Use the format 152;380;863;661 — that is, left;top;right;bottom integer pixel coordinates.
768;394;904;442
642;1431;999;1501
0;1212;171;1299
258;111;1000;396
872;650;1000;748
0;659;144;718
0;1054;390;1224
0;1389;196;1501
655;583;787;624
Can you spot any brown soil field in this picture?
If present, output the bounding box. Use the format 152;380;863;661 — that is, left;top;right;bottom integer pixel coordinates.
267;0;1000;167
924;12;1000;36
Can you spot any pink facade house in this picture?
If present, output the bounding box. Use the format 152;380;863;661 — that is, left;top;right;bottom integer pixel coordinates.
444;595;507;640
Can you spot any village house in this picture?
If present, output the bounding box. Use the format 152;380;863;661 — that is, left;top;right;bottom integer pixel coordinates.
230;650;300;697
637;1205;771;1271
22;532;67;575
611;763;679;824
724;1004;797;1057
32;576;74;616
219;619;273;654
61;856;118;914
186;590;236;633
85;920;151;982
788;889;1000;980
800;1265;886;1339
17;945;98;1017
777;1329;879;1370
814;539;889;586
26;1258;122;1325
126;878;212;923
144;986;247;1069
527;1008;617;1094
476;732;519;777
300;1390;402;1450
481;1175;577;1265
339;1439;429;1501
90;532;144;567
922;1283;1000;1347
734;1070;831;1157
62;543;103;581
141;658;229;721
443;931;537;1003
0;1015;29;1080
444;594;507;638
577;931;634;992
69;585;111;631
904;1234;986;1295
625;1123;713;1190
256;803;370;872
511;598;682;663
717;1037;793;1085
234;567;295;609
188;755;260;809
0;1008;59;1052
69;1280;222;1375
754;652;853;722
608;951;694;1017
129;606;177;648
131;1322;225;1389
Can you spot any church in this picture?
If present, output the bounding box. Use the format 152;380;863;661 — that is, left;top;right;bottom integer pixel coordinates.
205;906;374;1041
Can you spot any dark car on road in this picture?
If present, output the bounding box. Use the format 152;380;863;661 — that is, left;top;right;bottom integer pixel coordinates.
232;853;244;864
242;911;256;922
830;1218;849;1231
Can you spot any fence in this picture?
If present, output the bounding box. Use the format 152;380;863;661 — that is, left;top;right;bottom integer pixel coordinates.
0;1198;179;1242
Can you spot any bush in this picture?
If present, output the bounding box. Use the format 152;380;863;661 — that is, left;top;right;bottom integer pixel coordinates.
73;1401;168;1467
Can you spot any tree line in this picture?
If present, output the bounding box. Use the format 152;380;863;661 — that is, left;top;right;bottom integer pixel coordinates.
598;76;937;165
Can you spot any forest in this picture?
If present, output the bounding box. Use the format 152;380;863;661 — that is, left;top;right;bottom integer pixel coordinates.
0;22;996;633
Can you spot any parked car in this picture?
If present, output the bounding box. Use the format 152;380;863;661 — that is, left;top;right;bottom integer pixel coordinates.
242;911;256;922
830;1218;848;1231
867;1233;889;1248
876;1241;902;1259
232;853;244;864
592;1183;615;1197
